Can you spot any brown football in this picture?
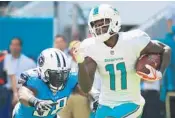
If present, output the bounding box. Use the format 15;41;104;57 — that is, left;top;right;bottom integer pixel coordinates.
136;54;161;74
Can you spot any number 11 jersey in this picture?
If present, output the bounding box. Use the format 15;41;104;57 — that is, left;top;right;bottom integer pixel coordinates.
81;29;150;108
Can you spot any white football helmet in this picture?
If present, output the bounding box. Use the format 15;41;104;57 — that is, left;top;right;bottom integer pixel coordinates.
88;4;121;43
37;48;70;93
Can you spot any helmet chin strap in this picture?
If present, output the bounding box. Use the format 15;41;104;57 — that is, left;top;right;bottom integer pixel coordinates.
95;31;117;43
95;33;111;43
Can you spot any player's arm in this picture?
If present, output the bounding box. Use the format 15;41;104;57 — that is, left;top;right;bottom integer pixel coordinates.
18;72;39;107
140;40;171;74
18;72;37;106
78;57;97;93
72;39;97;93
19;71;52;112
18;86;37;106
19;85;52;116
73;84;88;96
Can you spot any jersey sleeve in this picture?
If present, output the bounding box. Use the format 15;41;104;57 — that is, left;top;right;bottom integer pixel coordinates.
25;77;39;90
67;72;78;90
19;68;40;86
80;37;96;59
132;29;151;57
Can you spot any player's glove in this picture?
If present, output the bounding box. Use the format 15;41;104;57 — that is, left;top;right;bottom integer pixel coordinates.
28;97;52;116
71;41;85;63
89;88;100;112
136;64;162;81
91;100;99;112
35;100;53;116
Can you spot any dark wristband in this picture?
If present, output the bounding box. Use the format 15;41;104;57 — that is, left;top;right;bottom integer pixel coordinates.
28;97;39;107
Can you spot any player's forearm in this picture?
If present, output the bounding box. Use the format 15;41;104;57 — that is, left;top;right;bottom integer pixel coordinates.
18;86;36;106
78;63;93;93
73;85;88;97
160;46;171;74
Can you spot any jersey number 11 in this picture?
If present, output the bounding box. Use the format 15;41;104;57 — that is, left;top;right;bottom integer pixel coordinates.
105;62;127;91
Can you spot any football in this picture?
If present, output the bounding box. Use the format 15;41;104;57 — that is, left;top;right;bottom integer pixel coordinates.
136;54;161;74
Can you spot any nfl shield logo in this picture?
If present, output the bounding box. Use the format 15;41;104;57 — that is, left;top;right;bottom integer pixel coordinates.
38;54;45;67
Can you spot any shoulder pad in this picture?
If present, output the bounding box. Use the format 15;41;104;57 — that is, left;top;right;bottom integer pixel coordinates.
126;29;148;39
18;68;40;85
81;37;96;49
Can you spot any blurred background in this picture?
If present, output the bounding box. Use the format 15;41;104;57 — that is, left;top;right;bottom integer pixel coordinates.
0;1;173;60
0;1;175;118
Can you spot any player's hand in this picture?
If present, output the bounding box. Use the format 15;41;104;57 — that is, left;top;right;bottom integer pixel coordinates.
89;88;100;112
34;100;53;116
136;64;162;81
71;41;85;63
91;100;99;112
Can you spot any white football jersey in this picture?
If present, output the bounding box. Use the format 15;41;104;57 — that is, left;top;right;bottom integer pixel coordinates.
81;29;150;108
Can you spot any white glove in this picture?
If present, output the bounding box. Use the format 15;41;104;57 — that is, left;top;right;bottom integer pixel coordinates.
34;100;53;116
89;88;100;112
72;42;85;63
136;64;162;81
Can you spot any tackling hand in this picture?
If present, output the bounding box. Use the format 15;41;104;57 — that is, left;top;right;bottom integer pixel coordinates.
34;100;53;116
29;97;56;116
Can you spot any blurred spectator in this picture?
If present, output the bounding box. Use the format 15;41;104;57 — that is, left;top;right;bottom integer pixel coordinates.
3;37;36;117
0;50;8;84
54;35;67;52
54;34;74;70
159;34;175;118
165;4;175;34
0;50;8;118
141;80;162;118
68;40;80;72
0;1;9;16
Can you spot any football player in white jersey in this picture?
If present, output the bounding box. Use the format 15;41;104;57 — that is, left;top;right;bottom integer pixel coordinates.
73;4;171;118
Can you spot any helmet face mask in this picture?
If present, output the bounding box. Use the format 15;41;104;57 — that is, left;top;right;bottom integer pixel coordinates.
90;18;111;36
45;69;70;93
88;4;121;43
